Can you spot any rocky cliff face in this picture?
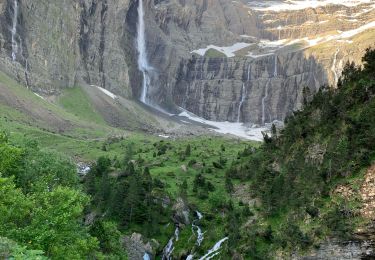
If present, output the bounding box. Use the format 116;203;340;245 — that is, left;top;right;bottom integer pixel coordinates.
0;0;133;97
0;0;374;125
144;0;375;124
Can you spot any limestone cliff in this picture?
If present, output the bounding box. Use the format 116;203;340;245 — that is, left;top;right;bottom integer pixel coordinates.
0;0;133;97
0;0;374;125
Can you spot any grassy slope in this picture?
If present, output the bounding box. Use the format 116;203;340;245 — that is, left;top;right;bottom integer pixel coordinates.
57;86;106;125
0;72;260;258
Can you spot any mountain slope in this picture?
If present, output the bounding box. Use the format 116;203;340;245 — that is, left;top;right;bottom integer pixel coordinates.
225;48;375;258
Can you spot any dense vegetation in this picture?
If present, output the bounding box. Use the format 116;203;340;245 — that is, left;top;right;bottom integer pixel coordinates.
0;49;374;259
226;48;375;258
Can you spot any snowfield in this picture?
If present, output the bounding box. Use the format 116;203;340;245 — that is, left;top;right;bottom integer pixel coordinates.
191;42;252;57
191;20;375;59
248;0;375;12
178;109;268;141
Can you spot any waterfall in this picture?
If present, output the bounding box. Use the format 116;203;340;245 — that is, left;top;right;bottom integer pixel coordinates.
162;238;174;260
274;55;278;77
192;211;204;246
196;211;203;220
236;64;251;123
237;84;246;122
143;253;151;260
261;80;270;125
331;49;340;87
175;227;179;241
261;55;277;125
137;0;152;104
198;237;228;260
11;0;19;61
162;227;179;260
247;64;251;81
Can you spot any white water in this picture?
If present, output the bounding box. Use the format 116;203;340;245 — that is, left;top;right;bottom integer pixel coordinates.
261;80;270;126
261;55;277;125
198;237;229;260
175;227;179;241
11;0;18;61
162;227;179;260
196;211;203;220
162;238;174;260
274;55;278;77
143;253;151;260
278;25;282;40
137;0;151;104
191;211;204;247
237;84;246;122
331;49;340;87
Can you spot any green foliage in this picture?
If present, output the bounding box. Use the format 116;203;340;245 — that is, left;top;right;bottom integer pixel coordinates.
89;220;128;259
227;48;375;256
0;237;47;260
0;176;99;259
185;144;191;157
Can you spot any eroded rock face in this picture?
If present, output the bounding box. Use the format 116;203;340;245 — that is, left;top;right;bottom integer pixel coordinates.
123;233;156;259
172;197;190;225
0;0;133;96
139;0;375;124
290;240;375;260
0;0;374;125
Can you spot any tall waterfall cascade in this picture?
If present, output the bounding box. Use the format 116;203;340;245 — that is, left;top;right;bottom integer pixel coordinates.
237;64;251;122
237;84;246;123
10;0;29;88
137;0;151;104
11;0;19;61
261;55;277;125
331;49;340;87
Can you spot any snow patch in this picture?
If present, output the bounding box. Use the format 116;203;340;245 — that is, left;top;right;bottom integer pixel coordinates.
178;109;267;141
248;0;374;12
34;93;45;100
191;42;252;58
92;85;117;99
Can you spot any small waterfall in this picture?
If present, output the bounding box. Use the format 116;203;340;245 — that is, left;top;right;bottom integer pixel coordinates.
198;237;228;260
247;64;251;81
162;238;174;260
274;55;278;77
237;64;251;122
192;211;204;246
237;84;246;122
261;55;277;125
143;253;151;260
175;227;180;241
11;0;19;61
331;49;340;87
137;0;152;104
261;80;270;125
162;227;179;260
